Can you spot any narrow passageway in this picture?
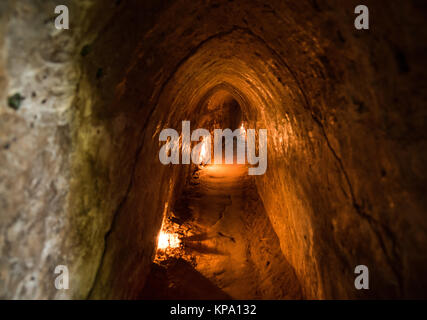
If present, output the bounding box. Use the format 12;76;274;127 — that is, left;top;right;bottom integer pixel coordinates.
1;0;426;300
142;157;302;299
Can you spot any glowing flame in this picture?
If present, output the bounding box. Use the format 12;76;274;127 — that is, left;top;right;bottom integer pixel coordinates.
240;122;246;137
157;231;180;250
198;137;209;165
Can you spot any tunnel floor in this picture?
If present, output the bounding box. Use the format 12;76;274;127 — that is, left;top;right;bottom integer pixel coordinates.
141;161;302;299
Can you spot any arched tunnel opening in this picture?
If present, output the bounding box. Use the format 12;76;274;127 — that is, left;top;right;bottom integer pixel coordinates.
141;87;302;300
0;0;426;300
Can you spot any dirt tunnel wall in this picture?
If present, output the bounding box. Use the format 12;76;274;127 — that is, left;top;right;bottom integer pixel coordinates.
0;0;426;299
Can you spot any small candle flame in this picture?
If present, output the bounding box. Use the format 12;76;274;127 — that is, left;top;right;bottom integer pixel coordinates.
240;122;246;137
199;137;209;164
157;231;180;250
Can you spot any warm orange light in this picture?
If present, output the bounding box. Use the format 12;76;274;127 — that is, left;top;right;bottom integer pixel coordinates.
157;231;180;250
240;122;246;136
199;137;209;164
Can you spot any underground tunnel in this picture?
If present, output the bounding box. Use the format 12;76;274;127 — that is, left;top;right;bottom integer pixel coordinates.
0;0;426;300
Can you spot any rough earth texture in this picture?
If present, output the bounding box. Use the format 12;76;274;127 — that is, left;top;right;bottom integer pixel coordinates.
0;0;426;299
145;161;302;299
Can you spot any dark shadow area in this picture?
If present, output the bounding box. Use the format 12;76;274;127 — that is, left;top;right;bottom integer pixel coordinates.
139;258;232;300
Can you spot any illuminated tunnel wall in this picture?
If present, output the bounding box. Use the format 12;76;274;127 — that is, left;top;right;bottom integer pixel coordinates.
0;0;426;299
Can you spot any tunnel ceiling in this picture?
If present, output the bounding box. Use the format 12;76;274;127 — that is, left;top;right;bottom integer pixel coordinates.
0;0;426;299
